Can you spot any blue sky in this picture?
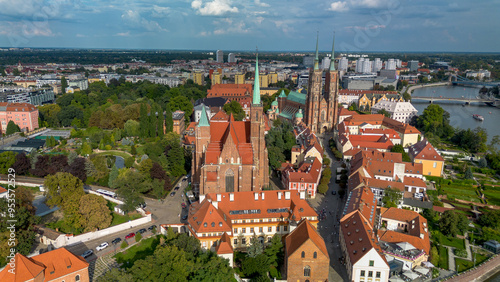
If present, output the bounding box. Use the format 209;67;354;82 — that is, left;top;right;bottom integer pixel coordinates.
0;0;499;52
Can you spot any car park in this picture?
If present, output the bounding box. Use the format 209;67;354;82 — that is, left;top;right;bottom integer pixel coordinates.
137;228;146;234
148;225;157;231
82;250;93;258
125;232;135;239
96;242;109;251
111;238;122;245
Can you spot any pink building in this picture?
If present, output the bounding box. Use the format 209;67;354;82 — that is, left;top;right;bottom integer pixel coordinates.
0;102;39;134
280;158;323;198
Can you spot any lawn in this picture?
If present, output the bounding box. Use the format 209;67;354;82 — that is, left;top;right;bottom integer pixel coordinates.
115;235;162;269
94;150;132;159
455;253;489;273
107;201;142;226
436;231;465;250
438;246;449;270
483;188;500;206
442;184;480;203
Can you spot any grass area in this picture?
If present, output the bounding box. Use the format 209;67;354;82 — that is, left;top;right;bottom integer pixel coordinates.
107;201;142;226
94;150;132;159
483;187;500;206
435;231;466;250
451;202;473;209
115;235;162;269
455;253;489;273
441;184;480;203
438;245;449;270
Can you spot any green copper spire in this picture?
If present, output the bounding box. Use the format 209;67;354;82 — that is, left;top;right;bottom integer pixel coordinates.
330;32;336;71
253;52;261;105
198;104;209;127
314;32;319;70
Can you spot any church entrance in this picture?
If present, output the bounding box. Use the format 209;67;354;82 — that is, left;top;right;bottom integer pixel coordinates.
225;169;234;192
322;126;328;134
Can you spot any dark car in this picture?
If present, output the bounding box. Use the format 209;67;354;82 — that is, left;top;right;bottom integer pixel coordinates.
181;203;187;209
332;190;336;195
174;186;180;191
82;250;93;258
182;215;188;220
170;191;176;197
111;237;122;245
137;228;146;234
148;225;157;231
125;232;135;239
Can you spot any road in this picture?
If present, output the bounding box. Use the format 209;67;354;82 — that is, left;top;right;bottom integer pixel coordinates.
306;133;349;281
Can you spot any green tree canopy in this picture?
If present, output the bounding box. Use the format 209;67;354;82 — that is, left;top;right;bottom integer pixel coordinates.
390;144;412;162
44;172;85;228
5;120;21;135
223;100;246;121
382;188;401;208
439;210;469;237
79;194;112;232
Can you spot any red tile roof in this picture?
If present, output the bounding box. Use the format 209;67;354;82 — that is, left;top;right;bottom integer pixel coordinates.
408;139;444;162
380;208;430;254
285;158;322;184
207;84;252;98
344;186;377;228
0;102;37;112
216;232;234;254
380;230;430;255
286;219;329;259
0;186;7;194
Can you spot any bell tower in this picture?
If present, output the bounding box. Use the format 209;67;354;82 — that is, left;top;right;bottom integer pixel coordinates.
325;32;339;129
306;33;323;133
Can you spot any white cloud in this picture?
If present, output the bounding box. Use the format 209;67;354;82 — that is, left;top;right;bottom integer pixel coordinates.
116;31;130;36
213;20;249;35
423;19;441;27
76;33;87;37
349;0;387;8
151;5;171;18
191;0;238;16
328;1;349;12
345;24;386;31
254;0;269;7
121;10;167;32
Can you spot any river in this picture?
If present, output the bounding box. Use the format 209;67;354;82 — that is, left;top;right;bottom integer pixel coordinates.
411;85;500;143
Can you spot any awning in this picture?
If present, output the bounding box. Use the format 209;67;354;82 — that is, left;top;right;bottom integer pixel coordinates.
403;271;420;280
422;261;435;268
389;277;405;282
396;242;416;251
414;266;430;275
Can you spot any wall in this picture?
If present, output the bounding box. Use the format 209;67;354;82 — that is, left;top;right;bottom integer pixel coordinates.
416;159;444;177
286;239;329;282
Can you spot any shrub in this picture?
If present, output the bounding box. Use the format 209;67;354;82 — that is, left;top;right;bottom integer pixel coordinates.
318;183;329;195
454;248;467;258
135;232;142;242
121;241;129;249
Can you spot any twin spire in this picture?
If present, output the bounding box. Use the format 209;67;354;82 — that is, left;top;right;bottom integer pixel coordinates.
313;32;336;71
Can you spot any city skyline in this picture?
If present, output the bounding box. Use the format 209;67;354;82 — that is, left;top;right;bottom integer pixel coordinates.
0;0;499;52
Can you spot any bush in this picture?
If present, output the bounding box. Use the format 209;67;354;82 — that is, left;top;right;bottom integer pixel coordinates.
121;240;129;249
323;157;331;166
318;183;329;195
135;232;142;242
454;248;467;258
151;226;157;234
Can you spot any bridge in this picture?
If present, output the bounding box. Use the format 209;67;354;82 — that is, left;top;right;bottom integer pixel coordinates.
450;75;500;87
411;96;492;103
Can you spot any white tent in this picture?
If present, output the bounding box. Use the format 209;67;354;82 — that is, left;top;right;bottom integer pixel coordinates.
389;277;405;282
403;271;420;280
415;266;430;275
422;261;435;268
396;242;416;251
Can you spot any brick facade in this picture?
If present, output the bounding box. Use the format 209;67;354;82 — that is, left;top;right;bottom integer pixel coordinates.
286;239;330;282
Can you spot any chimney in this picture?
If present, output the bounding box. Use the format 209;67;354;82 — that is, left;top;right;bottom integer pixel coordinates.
229;193;234;201
285;191;291;200
261;192;265;200
299;191;305;199
217;194;222;202
254;193;259;201
278;192;282;200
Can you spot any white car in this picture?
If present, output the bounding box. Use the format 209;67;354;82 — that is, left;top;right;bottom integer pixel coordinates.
96;242;109;252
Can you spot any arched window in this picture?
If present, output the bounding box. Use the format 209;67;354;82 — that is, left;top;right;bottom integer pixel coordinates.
225;169;234;192
301;251;305;258
321;110;326;122
313;251;317;259
304;266;311;277
75;275;80;282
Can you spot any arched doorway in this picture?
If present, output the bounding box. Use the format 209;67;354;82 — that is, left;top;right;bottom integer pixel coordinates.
225;169;234;192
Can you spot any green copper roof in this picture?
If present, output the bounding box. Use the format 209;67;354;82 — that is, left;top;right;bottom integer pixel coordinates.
276;108;280;114
295;109;303;118
198;104;210;127
271;99;278;106
278;90;286;98
330;32;336;71
314;32;319;70
253;54;261;105
287;90;307;105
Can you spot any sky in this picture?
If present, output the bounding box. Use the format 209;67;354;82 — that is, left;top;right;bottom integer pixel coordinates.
0;0;499;52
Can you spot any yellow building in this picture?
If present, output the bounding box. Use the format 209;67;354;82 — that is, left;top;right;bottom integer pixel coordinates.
259;74;269;88
234;73;245;84
408;139;445;177
87;78;102;84
211;72;222;85
268;72;278;84
357;92;402;110
193;72;204;85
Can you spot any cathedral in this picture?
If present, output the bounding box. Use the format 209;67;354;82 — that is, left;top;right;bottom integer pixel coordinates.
267;34;339;134
192;55;269;196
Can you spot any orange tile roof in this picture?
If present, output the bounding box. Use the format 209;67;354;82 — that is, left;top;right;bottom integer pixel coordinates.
0;186;7;194
0;248;89;282
216;232;234;254
344;186;377;228
365;178;405;192
403;177;427;188
188;200;232;233
211;110;229;121
207;83;252;98
404;162;423;174
0;102;37;112
285;158;322;184
380;208;430;254
340;89;398;95
285;219;329;259
380;230;430;255
340;211;387;265
408;139;444;162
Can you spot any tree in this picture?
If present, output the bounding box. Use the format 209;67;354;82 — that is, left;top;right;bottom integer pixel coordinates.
135;232;142;242
165;133;186;177
81;141;92;156
390;144;411;162
265;234;284;268
439;210;469;237
61;76;68;94
267;147;286;170
430;246;440;266
0;151;17;174
223;100;246;121
348;102;358;111
109;164;119;188
248;236;264;258
114;170;152;212
465;167;474;179
403;92;411;102
416;104;454;139
382;188;401;208
242;253;270;278
124;119;140;137
6;120;21;135
12;152;30;175
96;268;133;282
79;194;112;232
57;105;84;127
169;96;194;122
139;103;149;138
377;109;391;118
138;158;154;177
165;105;173;133
478;158;488;168
66;157;87;182
44;172;85;229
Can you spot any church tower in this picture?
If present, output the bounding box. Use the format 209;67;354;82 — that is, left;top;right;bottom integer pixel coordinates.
324;33;340;129
306;33;324;133
193;106;211;193
250;53;269;190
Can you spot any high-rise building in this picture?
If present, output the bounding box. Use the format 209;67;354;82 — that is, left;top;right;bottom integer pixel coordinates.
303;56;314;68
339;57;348;71
321;57;331;70
395;59;402;68
234;73;245;84
211;72;222;85
372;58;382;72
409;60;419;72
355;58;364;73
362;60;372;74
216;50;224;63
385;59;396;70
228;53;236;63
193;72;204;85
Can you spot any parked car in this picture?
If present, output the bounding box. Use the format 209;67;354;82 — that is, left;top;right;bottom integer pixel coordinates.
332;190;336;195
137;202;146;209
82;250;93;258
96;242;109;251
174;186;180;191
137;228;146;234
111;238;122;245
125;232;135;239
182;178;187;182
170;191;176;197
181;203;187;209
182;215;188;220
148;225;157;231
